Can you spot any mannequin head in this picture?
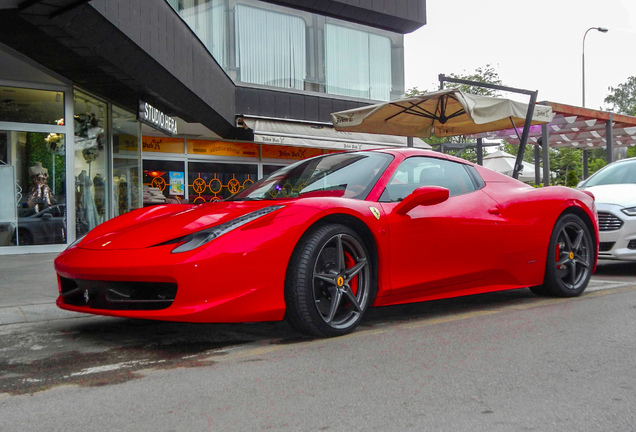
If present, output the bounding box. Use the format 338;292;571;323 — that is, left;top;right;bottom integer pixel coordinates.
29;162;48;177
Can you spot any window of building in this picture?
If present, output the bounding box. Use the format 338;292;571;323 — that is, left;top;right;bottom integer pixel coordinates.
113;106;141;217
188;161;257;202
73;91;108;237
234;4;306;89
168;0;228;68
324;24;392;101
0;85;68;248
142;159;186;206
167;0;403;99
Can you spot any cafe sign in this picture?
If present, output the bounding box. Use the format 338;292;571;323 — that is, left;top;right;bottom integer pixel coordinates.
138;101;178;136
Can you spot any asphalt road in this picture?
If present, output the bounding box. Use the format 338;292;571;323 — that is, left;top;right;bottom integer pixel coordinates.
1;265;635;431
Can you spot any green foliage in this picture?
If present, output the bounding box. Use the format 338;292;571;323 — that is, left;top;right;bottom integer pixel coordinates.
566;169;579;187
604;76;636;116
447;65;503;97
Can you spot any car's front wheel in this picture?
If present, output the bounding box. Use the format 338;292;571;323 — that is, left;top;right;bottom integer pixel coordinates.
532;213;594;297
285;224;375;337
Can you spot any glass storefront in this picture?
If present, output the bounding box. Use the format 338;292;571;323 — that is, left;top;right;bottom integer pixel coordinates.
188;161;257;202
0;85;68;248
73;91;108;237
0;81;142;253
113;106;141;216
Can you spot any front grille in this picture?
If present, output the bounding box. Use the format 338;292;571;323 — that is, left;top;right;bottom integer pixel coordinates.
597;212;624;231
628;240;636;250
59;277;177;310
599;242;615;252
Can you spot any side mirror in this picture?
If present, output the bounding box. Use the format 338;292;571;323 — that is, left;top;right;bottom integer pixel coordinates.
394;186;449;215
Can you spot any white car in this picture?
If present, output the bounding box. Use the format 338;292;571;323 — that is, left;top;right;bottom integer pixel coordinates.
579;157;636;260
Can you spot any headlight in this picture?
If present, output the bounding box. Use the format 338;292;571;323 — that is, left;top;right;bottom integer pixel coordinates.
621;207;636;217
159;205;284;253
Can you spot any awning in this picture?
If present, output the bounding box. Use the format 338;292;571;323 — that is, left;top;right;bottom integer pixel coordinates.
469;102;636;149
239;117;432;151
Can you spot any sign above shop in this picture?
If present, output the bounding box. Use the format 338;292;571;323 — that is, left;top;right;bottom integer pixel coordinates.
138;101;178;136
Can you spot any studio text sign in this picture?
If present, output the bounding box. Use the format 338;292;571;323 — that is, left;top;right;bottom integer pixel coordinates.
138;101;178;136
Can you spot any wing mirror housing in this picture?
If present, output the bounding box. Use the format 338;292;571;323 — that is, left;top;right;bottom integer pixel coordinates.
394;186;449;215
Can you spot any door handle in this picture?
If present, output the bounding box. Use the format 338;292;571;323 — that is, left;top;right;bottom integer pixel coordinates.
488;207;501;215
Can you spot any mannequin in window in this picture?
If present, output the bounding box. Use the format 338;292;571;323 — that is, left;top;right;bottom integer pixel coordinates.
93;173;105;222
118;174;128;215
77;169;98;233
27;162;55;212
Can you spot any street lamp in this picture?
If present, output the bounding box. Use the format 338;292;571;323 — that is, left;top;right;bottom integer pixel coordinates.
582;26;608;107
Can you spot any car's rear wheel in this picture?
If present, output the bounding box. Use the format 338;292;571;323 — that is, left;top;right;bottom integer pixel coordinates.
532;213;594;297
285;224;375;337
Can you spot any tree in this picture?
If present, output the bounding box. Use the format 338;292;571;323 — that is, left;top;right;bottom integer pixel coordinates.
604;76;636;116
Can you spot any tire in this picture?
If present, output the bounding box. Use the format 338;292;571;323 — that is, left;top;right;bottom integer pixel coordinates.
285;224;376;337
533;213;594;297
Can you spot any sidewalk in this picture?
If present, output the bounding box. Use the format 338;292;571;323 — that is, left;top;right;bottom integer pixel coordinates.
0;252;80;325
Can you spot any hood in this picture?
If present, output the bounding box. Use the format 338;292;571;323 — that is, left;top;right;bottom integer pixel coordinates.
79;201;286;250
582;184;636;207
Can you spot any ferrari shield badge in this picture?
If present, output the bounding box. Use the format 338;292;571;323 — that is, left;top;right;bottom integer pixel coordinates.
369;206;381;220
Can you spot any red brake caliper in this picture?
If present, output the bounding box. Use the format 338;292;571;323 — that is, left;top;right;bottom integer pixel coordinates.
344;252;358;295
556;242;561;269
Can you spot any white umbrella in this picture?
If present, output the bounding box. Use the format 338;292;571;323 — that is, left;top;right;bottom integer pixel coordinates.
483;150;537;182
331;89;554;138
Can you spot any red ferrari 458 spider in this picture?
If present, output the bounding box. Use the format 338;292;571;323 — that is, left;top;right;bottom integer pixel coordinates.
55;149;599;337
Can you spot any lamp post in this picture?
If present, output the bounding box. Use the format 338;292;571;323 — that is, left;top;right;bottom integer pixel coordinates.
582;26;608;107
581;26;608;180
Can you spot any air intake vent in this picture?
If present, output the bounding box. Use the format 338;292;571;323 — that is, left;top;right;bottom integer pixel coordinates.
597;212;623;231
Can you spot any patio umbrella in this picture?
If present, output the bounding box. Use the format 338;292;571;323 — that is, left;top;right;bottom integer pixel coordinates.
331;89;554;138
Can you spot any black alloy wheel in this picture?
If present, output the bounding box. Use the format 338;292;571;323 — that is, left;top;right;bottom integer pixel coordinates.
532;213;594;297
285;224;375;337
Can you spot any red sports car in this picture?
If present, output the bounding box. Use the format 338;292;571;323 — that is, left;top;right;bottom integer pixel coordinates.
55;149;599;337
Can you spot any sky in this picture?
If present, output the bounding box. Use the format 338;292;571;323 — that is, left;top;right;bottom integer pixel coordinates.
404;0;636;111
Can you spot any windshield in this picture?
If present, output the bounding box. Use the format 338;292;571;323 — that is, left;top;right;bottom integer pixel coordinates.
230;151;393;201
582;159;636;187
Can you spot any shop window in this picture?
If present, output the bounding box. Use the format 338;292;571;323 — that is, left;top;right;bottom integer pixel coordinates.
188;161;257;203
0;130;67;246
0;86;64;125
324;24;392;101
113;106;141;216
143;159;185;205
234;5;306;89
74;91;108;237
263;164;286;177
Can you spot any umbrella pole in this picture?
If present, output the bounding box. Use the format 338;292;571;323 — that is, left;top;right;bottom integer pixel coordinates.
512;90;538;179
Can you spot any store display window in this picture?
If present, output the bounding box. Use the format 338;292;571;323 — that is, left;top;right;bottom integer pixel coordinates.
188;161;257;203
0;129;67;246
73;91;108;237
143;159;185;205
113;106;141;216
0;85;67;248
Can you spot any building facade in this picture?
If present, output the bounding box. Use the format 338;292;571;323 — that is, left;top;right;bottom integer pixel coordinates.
0;0;426;254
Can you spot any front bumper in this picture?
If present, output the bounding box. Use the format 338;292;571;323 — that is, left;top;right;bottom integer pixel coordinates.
597;203;636;260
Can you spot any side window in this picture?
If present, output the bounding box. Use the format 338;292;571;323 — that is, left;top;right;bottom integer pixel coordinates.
380;157;480;202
